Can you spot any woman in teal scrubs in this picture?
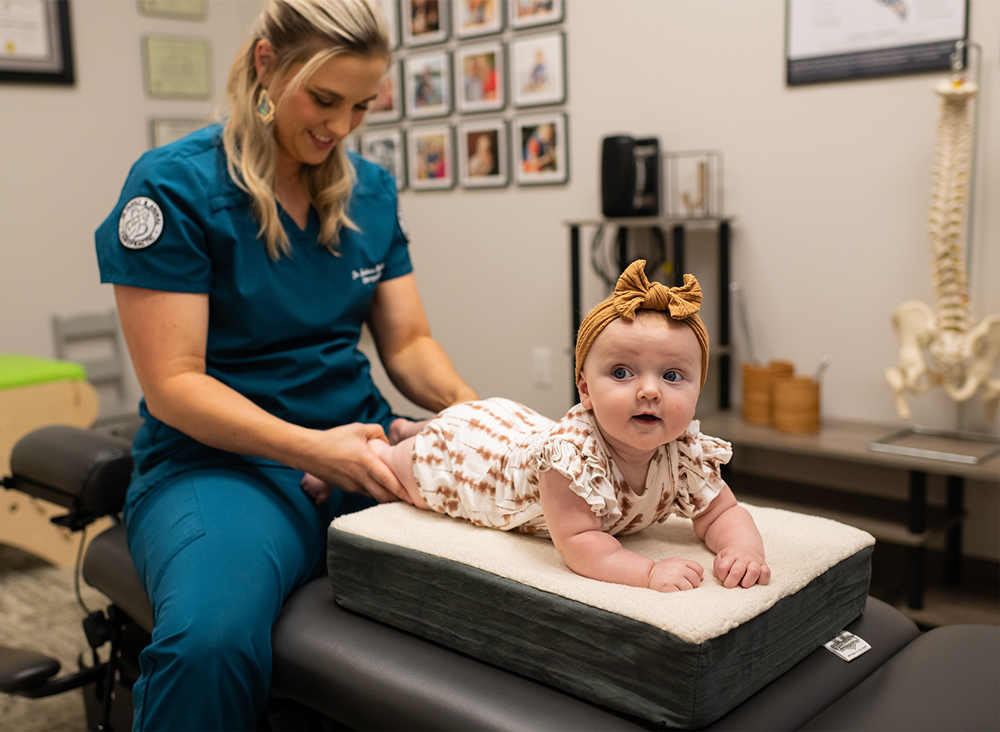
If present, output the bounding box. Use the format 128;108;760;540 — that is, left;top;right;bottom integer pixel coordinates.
94;0;476;728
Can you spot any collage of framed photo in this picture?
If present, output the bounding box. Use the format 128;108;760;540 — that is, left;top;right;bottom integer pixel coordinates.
359;0;569;190
408;125;455;190
360;128;406;191
513;112;567;185
457;118;508;188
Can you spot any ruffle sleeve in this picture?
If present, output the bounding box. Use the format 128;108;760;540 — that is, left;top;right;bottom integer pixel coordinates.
531;433;622;525
668;421;733;519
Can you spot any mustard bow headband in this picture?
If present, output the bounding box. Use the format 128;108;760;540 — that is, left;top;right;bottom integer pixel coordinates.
574;259;710;390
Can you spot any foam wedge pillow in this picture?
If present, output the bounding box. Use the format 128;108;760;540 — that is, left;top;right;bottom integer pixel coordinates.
328;503;873;728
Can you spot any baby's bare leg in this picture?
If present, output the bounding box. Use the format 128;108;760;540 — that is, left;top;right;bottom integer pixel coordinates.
368;436;429;510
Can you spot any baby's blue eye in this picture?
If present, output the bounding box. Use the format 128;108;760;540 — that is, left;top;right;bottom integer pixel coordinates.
612;367;631;379
664;371;682;383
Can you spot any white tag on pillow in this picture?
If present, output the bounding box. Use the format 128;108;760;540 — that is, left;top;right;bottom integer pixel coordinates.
823;631;872;661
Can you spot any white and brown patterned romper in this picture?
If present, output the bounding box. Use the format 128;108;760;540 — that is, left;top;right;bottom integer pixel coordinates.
411;398;732;537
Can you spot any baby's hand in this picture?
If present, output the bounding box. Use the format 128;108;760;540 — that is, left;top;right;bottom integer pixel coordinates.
301;472;334;506
714;546;771;589
647;557;705;593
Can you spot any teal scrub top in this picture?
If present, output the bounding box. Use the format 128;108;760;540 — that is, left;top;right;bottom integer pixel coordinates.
95;124;412;493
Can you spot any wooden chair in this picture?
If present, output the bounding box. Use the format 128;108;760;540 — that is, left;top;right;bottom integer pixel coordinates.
51;309;135;426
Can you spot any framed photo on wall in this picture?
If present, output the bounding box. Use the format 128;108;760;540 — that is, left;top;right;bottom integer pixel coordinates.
455;41;505;113
361;128;407;190
455;0;504;38
366;60;403;124
510;0;563;30
510;31;565;108
457;118;508;188
404;50;452;119
407;125;455;190
402;0;450;47
513;112;567;186
0;0;74;84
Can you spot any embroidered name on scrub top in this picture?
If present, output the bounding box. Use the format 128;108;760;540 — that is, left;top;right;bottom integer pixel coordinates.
353;263;384;284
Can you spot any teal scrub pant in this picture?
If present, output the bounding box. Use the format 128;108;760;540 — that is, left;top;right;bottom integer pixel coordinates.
123;463;374;731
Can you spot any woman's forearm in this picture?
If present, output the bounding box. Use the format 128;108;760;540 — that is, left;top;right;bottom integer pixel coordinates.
143;370;321;471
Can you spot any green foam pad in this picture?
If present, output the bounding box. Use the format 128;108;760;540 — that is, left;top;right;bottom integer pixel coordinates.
0;354;87;391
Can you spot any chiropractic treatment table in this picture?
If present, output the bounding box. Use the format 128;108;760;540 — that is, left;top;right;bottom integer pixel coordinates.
1;424;998;731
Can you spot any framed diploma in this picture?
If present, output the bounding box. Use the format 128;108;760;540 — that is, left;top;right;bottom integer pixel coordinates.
149;117;211;148
0;0;74;84
142;35;212;99
786;0;969;85
137;0;208;21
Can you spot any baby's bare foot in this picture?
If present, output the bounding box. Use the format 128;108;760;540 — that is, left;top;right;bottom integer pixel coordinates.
388;418;430;444
301;473;333;506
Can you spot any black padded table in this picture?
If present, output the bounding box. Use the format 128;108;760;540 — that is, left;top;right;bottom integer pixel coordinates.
84;523;925;731
269;579;920;731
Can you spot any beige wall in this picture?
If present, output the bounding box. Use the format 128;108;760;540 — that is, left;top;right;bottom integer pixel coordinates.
1;0;997;556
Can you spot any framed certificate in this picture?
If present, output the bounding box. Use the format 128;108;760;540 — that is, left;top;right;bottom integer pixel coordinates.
137;0;208;21
149;117;211;148
142;35;212;99
0;0;74;84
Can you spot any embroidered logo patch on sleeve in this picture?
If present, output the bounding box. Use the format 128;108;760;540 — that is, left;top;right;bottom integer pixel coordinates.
118;197;164;250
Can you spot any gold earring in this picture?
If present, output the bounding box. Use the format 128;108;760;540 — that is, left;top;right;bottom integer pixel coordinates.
257;88;275;124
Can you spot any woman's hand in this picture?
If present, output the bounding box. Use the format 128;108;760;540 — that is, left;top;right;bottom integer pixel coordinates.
305;422;409;504
647;557;705;593
713;546;771;589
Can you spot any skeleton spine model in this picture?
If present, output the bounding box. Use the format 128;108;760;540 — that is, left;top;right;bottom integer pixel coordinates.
885;74;1000;421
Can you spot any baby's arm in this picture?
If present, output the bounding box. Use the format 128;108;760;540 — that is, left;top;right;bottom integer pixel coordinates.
538;470;703;593
691;485;771;589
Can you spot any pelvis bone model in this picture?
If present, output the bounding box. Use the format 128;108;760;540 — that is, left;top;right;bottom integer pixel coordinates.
886;73;1000;421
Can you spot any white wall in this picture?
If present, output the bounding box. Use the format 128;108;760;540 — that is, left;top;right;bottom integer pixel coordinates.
2;0;997;556
0;0;261;400
387;0;1000;435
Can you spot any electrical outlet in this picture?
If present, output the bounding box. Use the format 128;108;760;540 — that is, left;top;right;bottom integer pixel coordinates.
532;347;552;389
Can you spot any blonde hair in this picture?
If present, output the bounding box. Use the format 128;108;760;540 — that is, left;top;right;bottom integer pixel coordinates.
224;0;390;259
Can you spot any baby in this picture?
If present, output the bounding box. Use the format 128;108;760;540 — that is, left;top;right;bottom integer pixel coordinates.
304;260;770;593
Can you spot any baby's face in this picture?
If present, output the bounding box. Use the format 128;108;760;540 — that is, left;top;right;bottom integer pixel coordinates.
578;315;701;460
